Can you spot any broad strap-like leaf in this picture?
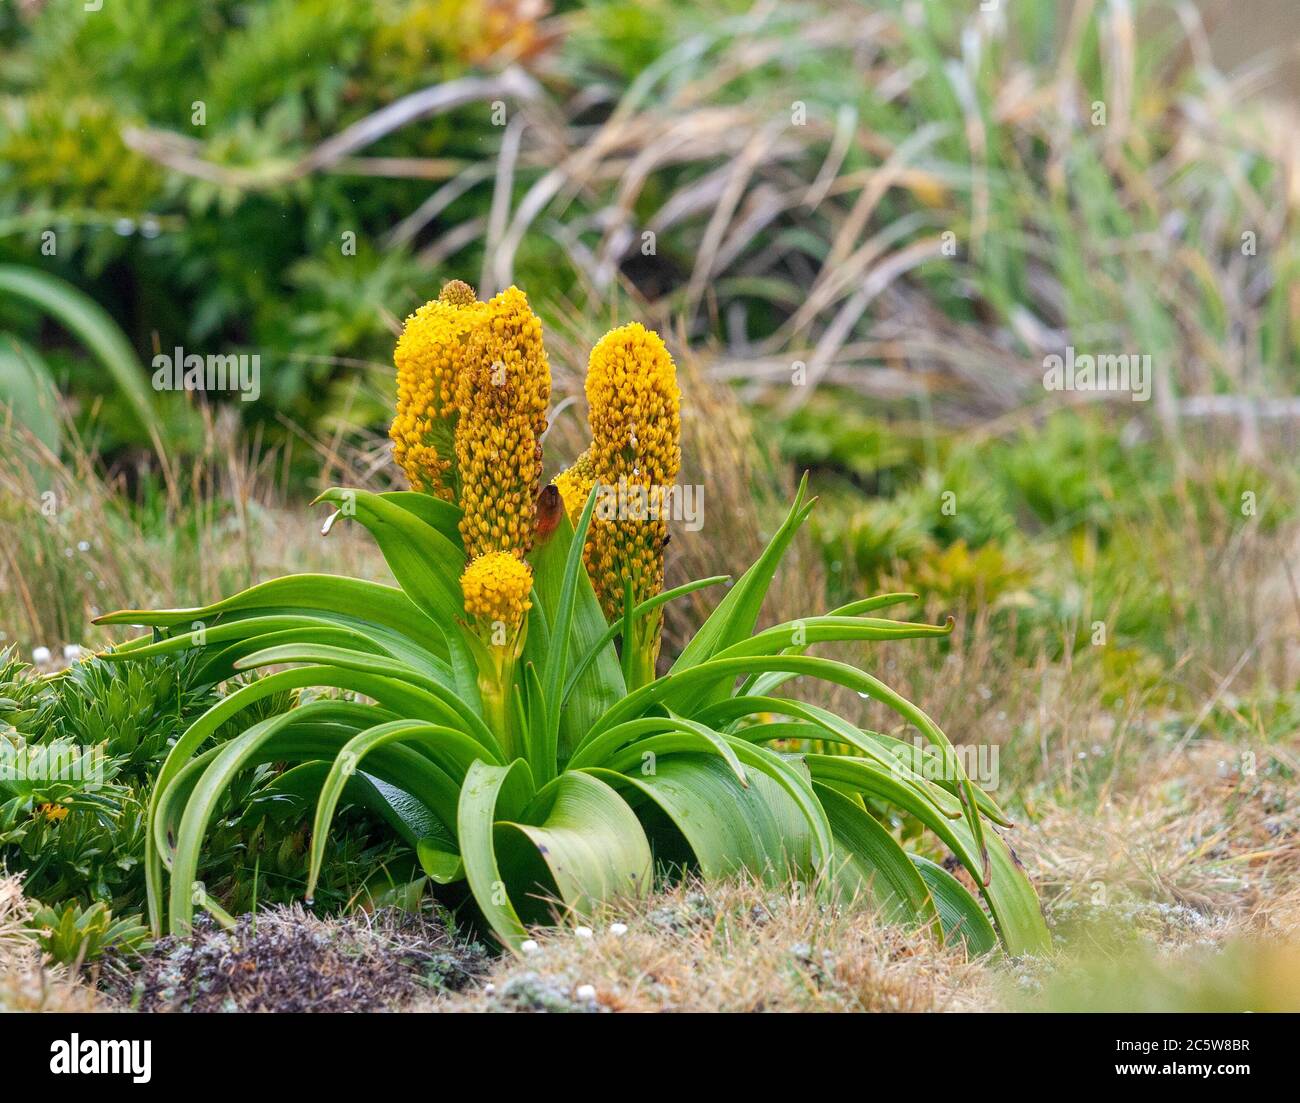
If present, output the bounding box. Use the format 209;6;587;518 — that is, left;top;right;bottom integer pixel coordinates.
562;575;730;705
457;759;536;950
496;771;652;921
377;491;464;548
741;592;919;697
0;264;162;441
305;719;495;899
806;755;1047;955
598;652;989;885
141;666;458;934
530;492;624;759
665;473;813;708
0;335;61;456
164;708;462;933
314;488;480;708
815;782;939;930
587;755;816;883
97;575;450;664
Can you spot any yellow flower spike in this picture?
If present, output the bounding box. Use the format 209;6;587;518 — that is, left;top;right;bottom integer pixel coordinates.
454;286;551;560
583;323;681;630
553;446;596;525
390;280;487;499
460;550;533;633
36;803;69;824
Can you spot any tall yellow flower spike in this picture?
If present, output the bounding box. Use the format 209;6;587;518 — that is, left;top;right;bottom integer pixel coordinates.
583;323;681;636
390;280;486;499
455;286;551;560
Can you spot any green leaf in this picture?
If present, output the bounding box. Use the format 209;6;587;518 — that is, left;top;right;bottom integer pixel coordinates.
0;334;61;456
457;758;536;950
540;485;600;754
588;755;816;883
666;473;813;709
313;488;480;707
806;754;1047;955
97;575;450;665
601;651;989;886
563;575;729;705
530;491;624;760
377;491;464;548
265;761;460;881
742;592;919;697
815;782;937;928
496;771;652;920
0;265;162;442
164;707;462;933
416;837;465;884
305;718;493;898
911;855;998;956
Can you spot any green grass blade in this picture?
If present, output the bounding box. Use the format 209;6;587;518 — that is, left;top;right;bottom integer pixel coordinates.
0;265;162;442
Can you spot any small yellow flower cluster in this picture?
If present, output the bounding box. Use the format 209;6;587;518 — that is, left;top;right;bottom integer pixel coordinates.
582;323;681;621
455;286;551;562
36;803;69;824
460;550;534;630
390;280;486;499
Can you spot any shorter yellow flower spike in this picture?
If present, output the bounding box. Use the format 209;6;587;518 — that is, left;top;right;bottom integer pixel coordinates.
390;281;487;499
36;803;69;823
553;446;596;525
583;323;681;622
460;550;533;631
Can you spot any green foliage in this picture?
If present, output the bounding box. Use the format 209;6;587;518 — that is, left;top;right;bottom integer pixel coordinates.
29;899;150;966
0;647;409;957
2;0;1295;470
99;479;1049;956
0;265;167;449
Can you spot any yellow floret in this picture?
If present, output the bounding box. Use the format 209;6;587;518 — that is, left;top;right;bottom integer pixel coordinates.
460;550;533;631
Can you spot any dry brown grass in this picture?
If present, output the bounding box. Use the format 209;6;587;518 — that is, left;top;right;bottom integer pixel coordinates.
0;413;390;656
420;877;994;1013
1021;738;1300;928
0;874;104;1012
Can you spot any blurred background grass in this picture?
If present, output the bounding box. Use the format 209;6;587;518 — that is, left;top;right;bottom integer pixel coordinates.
0;0;1297;1010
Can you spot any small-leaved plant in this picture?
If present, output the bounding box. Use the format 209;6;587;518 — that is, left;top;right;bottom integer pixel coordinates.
99;281;1048;955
